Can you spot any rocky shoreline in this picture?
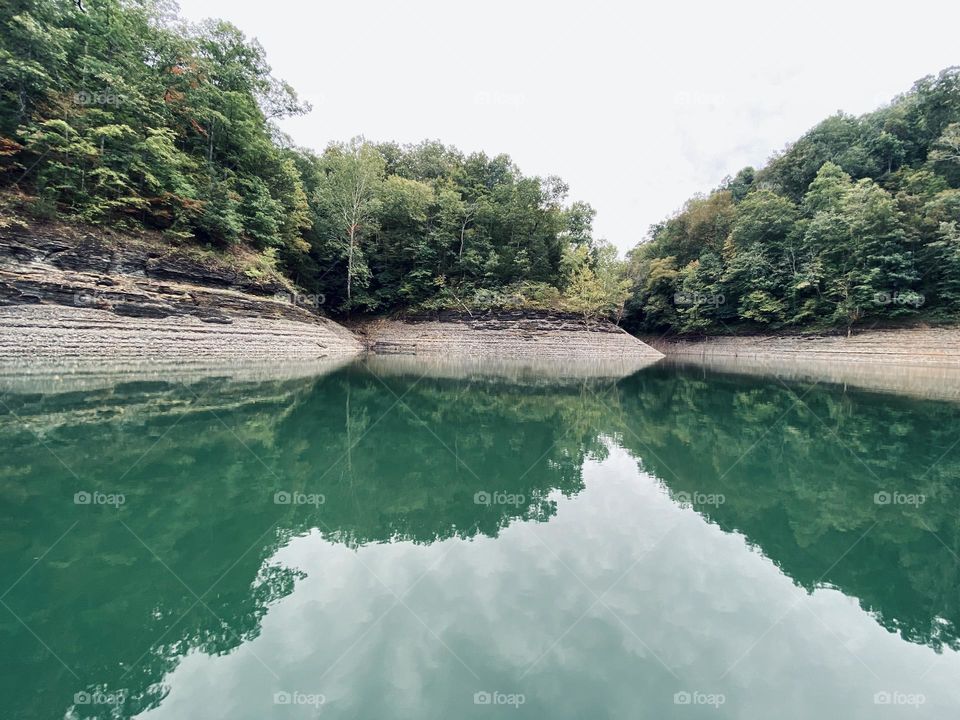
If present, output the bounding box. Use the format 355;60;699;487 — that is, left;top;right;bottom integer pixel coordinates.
13;223;959;370
355;312;663;359
645;329;960;367
0;225;362;361
0;225;662;364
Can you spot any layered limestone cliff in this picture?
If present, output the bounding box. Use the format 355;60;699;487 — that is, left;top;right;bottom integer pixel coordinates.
0;223;663;366
645;329;960;366
0;224;362;362
355;312;665;359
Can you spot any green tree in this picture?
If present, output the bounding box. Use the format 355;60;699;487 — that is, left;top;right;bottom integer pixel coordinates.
314;140;385;308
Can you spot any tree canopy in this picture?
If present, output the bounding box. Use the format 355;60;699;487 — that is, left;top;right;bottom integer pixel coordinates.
624;67;960;334
0;0;625;318
3;1;957;329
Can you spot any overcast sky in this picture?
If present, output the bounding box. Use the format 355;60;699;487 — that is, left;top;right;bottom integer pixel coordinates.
177;0;959;252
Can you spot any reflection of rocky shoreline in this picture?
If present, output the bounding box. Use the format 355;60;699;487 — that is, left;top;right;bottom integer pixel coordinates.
360;352;661;383
0;355;354;395
3;360;960;718
660;353;960;403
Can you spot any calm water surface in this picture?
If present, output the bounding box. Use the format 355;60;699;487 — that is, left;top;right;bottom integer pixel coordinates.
1;357;959;718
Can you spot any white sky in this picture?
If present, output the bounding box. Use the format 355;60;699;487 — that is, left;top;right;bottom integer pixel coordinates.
176;0;960;252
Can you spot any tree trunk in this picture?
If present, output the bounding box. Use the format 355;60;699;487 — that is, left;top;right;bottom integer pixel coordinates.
347;225;355;301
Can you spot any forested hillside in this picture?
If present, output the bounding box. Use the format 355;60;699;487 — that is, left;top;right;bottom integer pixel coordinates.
0;0;626;317
3;0;959;331
624;68;960;334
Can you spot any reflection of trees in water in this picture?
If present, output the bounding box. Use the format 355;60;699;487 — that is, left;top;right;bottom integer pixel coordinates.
0;370;608;719
1;364;960;718
615;365;960;654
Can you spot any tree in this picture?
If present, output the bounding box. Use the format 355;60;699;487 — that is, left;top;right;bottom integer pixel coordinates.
929;122;960;175
4;1;957;331
930;221;960;311
802;167;917;333
561;242;630;321
623;63;960;336
315;140;385;308
372;174;434;306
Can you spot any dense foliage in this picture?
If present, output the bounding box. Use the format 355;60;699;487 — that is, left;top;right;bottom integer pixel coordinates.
1;0;312;247
5;0;958;329
1;0;627;317
624;68;960;334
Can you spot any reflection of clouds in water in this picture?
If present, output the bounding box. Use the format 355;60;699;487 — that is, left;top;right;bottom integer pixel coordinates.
138;447;960;719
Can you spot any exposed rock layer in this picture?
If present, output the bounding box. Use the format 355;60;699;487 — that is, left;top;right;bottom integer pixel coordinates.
356;313;664;359
645;329;960;366
1;224;663;363
0;226;362;360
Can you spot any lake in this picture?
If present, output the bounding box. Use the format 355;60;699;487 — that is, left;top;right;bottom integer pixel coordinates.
1;356;959;719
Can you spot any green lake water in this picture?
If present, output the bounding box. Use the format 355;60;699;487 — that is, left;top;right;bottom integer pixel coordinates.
1;357;959;718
